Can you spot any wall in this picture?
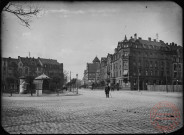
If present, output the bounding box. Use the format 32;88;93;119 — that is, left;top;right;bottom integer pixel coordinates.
147;85;182;92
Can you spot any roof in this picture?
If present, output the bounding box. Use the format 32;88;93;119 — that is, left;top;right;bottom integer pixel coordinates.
20;57;40;66
87;63;99;73
101;57;107;62
93;56;100;63
39;58;60;65
137;39;165;46
2;57;18;63
35;73;50;80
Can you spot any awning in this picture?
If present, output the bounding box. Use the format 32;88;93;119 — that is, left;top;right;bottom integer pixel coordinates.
123;70;128;75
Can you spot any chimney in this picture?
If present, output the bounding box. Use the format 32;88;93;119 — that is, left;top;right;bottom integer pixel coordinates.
166;43;168;45
156;33;159;42
134;33;137;40
138;37;142;40
148;37;151;41
175;44;177;46
130;36;132;39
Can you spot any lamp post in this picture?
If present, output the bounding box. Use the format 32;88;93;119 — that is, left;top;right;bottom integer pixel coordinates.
176;79;178;92
76;74;78;94
138;68;140;92
69;71;72;91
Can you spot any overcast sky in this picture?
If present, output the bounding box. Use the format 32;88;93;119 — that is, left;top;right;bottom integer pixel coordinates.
2;1;182;80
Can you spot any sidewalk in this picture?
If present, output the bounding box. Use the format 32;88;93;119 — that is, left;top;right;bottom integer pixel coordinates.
2;90;79;97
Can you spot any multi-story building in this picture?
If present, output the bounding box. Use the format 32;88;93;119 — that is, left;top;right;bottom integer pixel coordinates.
82;70;89;86
2;57;19;91
111;33;183;90
84;56;100;86
38;57;63;79
2;56;64;92
18;56;41;77
99;57;107;83
107;53;113;83
83;33;182;90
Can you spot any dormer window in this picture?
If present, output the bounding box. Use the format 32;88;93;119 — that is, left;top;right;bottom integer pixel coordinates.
124;44;128;48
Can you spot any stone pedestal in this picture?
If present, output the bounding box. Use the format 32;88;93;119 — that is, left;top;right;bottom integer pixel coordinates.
36;90;42;96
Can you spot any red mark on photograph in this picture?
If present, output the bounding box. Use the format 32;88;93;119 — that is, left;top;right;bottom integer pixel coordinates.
150;101;181;133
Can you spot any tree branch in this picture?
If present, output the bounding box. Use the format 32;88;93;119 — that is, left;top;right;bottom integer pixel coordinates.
2;2;40;28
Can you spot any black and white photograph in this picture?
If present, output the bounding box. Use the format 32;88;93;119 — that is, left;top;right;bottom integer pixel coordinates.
1;1;183;134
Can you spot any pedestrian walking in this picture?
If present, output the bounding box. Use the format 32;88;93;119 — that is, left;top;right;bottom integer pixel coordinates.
116;83;119;91
105;84;110;98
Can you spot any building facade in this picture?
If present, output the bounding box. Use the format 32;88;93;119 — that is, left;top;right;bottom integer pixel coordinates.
111;33;183;90
83;33;183;90
2;56;64;92
2;57;19;91
84;56;101;86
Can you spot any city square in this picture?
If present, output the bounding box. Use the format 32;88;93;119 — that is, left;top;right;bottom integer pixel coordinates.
1;1;183;134
2;89;183;134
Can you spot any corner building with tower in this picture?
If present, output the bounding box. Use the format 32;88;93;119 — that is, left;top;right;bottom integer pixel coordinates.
84;33;183;90
111;33;183;90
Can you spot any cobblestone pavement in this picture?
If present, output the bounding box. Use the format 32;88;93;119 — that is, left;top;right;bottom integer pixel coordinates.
2;89;183;134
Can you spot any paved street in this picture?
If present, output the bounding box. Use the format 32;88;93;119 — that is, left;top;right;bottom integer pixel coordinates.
2;89;183;134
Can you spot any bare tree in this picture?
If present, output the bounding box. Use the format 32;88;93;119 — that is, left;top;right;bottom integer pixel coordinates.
63;70;69;84
2;2;40;28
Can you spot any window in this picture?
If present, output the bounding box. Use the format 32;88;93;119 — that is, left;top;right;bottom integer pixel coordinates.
123;61;128;69
173;72;177;78
124;52;129;56
138;60;141;67
167;71;170;76
173;64;177;71
155;70;158;76
150;70;153;76
146;61;149;67
25;67;29;75
146;70;148;76
161;71;164;77
178;64;181;71
139;69;141;76
150;61;153;67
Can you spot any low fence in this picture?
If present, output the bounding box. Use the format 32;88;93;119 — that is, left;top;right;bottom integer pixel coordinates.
147;85;182;92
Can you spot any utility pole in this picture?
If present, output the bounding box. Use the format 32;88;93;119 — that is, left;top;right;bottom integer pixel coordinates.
138;68;140;92
70;71;71;91
76;74;78;94
166;68;168;93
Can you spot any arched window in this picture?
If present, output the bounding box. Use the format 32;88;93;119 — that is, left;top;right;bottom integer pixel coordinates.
25;67;29;75
145;70;148;76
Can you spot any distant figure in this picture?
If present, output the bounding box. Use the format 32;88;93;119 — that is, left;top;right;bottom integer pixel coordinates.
10;88;13;97
116;83;119;91
56;89;59;96
105;84;110;98
92;83;94;90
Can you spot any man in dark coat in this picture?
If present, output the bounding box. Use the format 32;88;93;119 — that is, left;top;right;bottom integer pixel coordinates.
105;84;110;98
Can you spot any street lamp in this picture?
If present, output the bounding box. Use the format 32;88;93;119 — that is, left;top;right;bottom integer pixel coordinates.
176;80;178;92
138;68;140;92
76;74;78;94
